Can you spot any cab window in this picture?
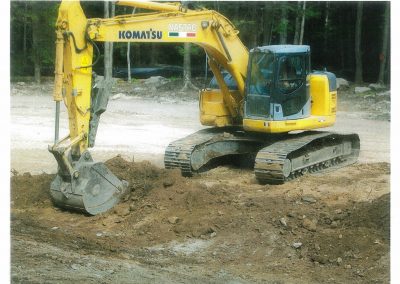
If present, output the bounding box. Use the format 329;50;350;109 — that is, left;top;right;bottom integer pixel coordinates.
248;52;274;95
278;55;305;95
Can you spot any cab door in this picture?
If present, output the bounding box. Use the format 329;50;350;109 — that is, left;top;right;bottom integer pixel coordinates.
273;54;309;119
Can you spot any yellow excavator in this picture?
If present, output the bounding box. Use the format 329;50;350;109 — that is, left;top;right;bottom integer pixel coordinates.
49;0;359;215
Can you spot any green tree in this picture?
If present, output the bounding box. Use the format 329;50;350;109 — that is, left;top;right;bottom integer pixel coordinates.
354;2;363;84
11;1;57;81
378;2;390;85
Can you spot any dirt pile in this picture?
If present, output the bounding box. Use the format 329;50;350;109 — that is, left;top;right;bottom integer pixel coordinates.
105;155;185;199
11;172;54;209
345;193;390;238
11;157;390;282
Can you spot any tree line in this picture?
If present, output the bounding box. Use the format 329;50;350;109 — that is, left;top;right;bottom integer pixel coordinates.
10;1;390;85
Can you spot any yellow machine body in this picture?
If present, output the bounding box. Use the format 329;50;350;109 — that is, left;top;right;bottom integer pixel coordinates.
49;0;344;215
199;89;242;127
243;74;336;133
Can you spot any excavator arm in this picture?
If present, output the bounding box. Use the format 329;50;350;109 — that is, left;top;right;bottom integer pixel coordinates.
49;0;250;215
87;4;250;125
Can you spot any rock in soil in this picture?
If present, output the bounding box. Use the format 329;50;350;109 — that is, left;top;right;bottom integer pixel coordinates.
114;204;131;217
301;196;317;204
168;216;180;224
292;242;303;249
302;218;317;232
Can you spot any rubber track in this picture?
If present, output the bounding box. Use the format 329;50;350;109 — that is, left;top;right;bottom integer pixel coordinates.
164;128;220;176
254;131;360;183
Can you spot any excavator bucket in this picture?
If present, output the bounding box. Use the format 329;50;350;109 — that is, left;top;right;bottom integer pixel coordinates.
50;151;128;215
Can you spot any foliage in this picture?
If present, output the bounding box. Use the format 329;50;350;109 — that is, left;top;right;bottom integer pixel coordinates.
11;1;58;77
10;1;390;84
175;44;202;57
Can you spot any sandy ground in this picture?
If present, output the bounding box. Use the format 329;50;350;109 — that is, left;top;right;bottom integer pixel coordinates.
10;94;389;174
10;80;391;283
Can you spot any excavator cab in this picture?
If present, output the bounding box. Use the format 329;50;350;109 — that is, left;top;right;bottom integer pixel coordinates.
245;45;311;123
243;45;337;133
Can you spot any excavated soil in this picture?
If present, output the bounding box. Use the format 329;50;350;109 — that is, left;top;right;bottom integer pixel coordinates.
10;79;391;282
11;156;390;283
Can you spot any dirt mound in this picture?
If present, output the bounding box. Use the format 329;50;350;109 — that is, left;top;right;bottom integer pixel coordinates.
345;193;390;238
105;155;184;198
11;157;390;283
11;172;54;209
104;155;230;240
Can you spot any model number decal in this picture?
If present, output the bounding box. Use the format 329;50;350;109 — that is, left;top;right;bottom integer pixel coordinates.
168;23;197;32
168;23;197;38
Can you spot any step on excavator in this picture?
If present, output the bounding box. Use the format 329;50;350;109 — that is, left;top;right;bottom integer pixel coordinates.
49;0;360;215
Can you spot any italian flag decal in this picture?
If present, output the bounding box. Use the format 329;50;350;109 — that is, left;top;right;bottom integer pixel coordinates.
168;32;196;38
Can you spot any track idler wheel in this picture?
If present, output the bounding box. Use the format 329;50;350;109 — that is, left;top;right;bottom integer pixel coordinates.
50;151;128;215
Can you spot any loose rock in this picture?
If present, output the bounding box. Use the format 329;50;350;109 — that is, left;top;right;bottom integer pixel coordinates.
168;216;180;224
114;204;131;217
368;83;386;91
292;242;302;249
302;218;317;232
143;76;169;87
355;86;372;94
311;254;328;264
129;203;137;211
337;257;343;265
336;78;349;89
71;264;79;270
302;196;317;204
114;217;123;223
163;178;175;188
287;212;295;218
376;90;390;97
356;269;365;277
